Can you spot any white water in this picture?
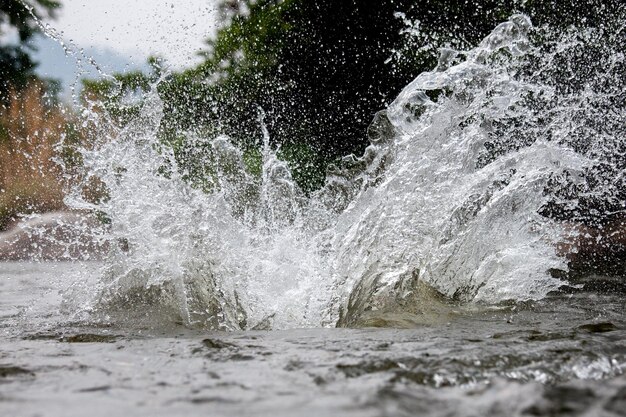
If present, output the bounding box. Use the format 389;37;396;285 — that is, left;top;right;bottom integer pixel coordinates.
58;14;624;330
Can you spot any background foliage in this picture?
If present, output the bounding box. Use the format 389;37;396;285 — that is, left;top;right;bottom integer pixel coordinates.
87;0;621;192
0;0;60;96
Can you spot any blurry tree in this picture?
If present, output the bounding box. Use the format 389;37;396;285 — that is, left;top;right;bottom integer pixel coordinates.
159;0;621;191
157;0;514;190
0;81;73;229
84;0;623;192
0;1;90;230
0;0;61;96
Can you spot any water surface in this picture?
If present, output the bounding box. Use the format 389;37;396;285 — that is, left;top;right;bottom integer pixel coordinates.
1;262;624;416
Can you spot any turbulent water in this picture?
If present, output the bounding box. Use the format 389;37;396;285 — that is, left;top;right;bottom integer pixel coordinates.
1;262;625;416
1;11;625;417
48;14;623;331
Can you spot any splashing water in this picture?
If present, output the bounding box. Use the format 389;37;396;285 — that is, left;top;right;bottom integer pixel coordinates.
60;14;624;330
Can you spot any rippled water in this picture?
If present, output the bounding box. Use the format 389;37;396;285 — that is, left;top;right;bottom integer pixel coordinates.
1;262;624;416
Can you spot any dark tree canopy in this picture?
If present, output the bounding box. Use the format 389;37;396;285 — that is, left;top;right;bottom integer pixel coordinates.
154;0;621;190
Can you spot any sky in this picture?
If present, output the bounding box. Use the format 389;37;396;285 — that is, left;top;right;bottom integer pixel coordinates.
28;0;220;95
45;0;219;68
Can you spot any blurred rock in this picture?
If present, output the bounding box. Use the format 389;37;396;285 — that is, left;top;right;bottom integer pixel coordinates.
0;211;109;261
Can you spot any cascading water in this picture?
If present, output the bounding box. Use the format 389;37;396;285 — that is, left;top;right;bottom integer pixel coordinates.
60;13;624;330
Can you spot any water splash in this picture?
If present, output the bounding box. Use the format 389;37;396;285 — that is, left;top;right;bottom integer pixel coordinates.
60;14;624;329
327;15;582;325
